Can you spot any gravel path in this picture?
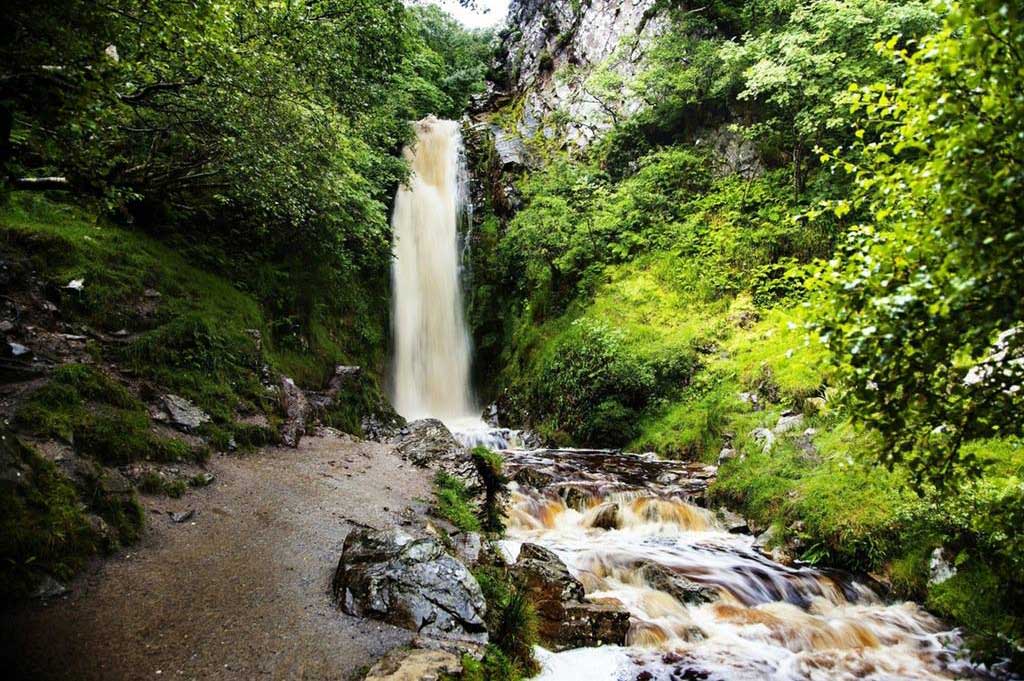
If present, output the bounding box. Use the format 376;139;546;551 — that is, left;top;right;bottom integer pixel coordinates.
2;433;434;681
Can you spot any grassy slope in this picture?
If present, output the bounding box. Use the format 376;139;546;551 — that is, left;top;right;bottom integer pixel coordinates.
0;194;391;597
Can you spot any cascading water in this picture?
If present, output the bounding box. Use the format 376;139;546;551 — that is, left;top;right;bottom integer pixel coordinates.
390;117;476;422
498;449;1006;681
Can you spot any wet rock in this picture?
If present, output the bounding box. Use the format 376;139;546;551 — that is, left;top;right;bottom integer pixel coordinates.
279;377;310;448
332;528;488;643
513;466;554;489
511;542;628;649
557;485;593;512
160;394;211;432
560;602;631;649
773;412;805;435
363;648;462;681
392;419;476;486
638;563;718;605
715;508;749;534
586;502;620;530
514;543;585;603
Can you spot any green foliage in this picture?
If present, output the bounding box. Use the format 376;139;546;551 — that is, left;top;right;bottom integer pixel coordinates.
532;320;656;447
406;5;495;118
14;364;206;466
434;471;482;533
817;0;1024;487
0;431;102;600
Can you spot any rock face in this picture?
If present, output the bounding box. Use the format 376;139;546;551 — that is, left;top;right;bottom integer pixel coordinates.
512;543;629;650
391;419;476;486
492;0;666;147
332;528;488;644
279;376;310;447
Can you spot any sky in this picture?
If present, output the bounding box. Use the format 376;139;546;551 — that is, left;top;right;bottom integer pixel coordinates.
416;0;510;29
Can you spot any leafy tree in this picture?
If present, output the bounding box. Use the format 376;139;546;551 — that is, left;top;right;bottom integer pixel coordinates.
819;0;1024;487
719;0;937;195
408;4;494;118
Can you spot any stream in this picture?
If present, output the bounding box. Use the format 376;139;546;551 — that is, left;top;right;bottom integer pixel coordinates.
461;437;1000;681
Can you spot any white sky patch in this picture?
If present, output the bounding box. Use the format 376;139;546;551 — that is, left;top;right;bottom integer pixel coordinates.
413;0;510;29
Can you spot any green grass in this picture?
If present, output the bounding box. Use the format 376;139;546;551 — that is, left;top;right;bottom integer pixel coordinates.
14;364;207;465
434;472;482;533
466;565;540;681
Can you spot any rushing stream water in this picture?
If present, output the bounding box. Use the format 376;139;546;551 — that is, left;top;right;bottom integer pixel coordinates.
493;446;997;681
390;117;1002;680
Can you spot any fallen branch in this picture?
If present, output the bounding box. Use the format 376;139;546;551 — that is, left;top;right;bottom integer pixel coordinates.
11;176;70;191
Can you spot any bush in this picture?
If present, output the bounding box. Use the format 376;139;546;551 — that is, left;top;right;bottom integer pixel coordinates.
533;320;655;447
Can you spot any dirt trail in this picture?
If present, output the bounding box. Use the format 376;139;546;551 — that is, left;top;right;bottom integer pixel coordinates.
2;433;434;681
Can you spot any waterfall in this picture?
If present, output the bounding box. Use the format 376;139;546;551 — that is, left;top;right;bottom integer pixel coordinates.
390;116;477;422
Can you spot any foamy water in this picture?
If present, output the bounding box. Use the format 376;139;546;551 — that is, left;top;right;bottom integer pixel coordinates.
491;447;1000;681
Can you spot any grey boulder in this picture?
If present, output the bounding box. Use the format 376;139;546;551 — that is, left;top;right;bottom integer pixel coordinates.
332;528;487;644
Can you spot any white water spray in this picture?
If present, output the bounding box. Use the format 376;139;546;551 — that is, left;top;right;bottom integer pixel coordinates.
390;117;477;422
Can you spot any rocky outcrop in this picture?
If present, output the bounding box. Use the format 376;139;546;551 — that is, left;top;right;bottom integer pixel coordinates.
512;542;629;650
391;419;477;486
491;0;667;147
332;528;488;644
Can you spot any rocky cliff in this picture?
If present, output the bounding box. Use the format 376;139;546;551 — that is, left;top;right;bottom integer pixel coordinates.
489;0;667;147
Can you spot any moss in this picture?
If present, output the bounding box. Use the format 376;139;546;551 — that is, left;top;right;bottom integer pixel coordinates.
15;364;206;466
2;195;389;436
0;431;102;599
138;472;187;498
